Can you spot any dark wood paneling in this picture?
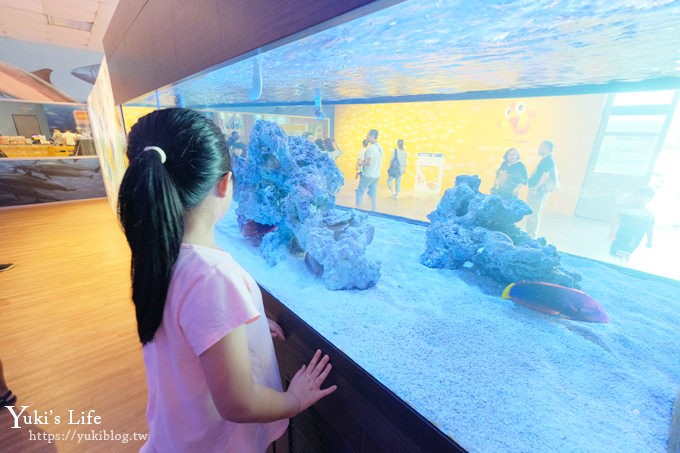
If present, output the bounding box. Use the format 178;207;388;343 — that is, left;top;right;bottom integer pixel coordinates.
103;0;405;104
261;287;467;453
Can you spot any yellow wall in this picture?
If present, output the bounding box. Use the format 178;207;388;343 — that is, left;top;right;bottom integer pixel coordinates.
122;106;157;133
334;94;606;216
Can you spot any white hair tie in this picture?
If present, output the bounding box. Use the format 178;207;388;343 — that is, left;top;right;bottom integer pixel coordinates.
144;146;167;164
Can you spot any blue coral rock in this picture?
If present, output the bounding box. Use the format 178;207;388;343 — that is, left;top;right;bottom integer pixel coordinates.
421;175;581;288
231;120;380;290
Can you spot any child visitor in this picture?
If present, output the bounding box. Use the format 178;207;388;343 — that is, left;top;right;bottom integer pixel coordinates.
117;108;337;451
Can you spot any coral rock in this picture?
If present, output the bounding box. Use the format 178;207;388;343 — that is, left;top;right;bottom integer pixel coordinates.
421;175;581;288
232;120;380;290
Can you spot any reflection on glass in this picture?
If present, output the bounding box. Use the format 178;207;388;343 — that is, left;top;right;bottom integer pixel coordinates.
605;114;666;134
612;90;676;106
593;134;659;175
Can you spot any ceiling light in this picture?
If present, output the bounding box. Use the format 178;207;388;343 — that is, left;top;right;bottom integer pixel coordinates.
46;15;93;32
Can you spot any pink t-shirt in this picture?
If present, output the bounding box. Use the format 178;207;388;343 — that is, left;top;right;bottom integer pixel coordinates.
141;244;288;452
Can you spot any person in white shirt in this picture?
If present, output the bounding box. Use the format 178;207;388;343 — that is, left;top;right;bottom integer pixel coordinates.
51;128;63;145
61;129;77;146
355;129;382;211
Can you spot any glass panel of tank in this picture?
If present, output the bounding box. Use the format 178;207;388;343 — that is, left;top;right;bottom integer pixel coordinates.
118;1;680;451
123;107;680;280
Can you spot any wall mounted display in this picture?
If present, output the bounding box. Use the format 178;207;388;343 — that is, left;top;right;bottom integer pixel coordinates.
0;37;103;103
0;157;106;207
87;58;127;212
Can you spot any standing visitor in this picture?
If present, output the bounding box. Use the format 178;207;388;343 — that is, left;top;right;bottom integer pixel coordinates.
609;187;655;260
0;359;17;407
355;129;383;211
492;147;528;199
387;139;408;199
526;140;557;239
324;138;343;161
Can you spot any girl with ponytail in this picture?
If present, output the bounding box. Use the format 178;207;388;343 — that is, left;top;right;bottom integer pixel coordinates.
118;108;336;452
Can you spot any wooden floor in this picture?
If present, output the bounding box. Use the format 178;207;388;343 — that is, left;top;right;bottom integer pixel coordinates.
0;198;147;452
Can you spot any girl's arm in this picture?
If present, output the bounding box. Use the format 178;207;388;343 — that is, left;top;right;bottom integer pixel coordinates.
200;324;336;423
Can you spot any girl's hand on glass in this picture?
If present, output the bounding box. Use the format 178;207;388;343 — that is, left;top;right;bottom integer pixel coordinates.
287;349;337;413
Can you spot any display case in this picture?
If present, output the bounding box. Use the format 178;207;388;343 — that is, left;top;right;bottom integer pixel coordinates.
94;1;680;451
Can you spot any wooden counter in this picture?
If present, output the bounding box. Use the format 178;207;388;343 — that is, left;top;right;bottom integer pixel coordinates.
0;144;74;158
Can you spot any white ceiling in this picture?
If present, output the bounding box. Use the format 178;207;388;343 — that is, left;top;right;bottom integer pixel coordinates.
0;0;119;52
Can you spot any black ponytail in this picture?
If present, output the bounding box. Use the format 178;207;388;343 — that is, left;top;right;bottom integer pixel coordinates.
118;109;231;344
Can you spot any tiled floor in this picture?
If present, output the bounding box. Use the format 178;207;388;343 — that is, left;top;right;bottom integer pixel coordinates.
336;184;680;282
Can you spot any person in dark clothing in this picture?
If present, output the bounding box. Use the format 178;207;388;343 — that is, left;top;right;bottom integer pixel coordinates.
227;131;240;148
227;131;247;159
609;187;655;260
0;359;17;407
314;138;326;151
492;147;528;199
526;140;557;238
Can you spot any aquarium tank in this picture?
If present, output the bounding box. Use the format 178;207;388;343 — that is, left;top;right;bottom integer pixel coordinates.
113;1;680;451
